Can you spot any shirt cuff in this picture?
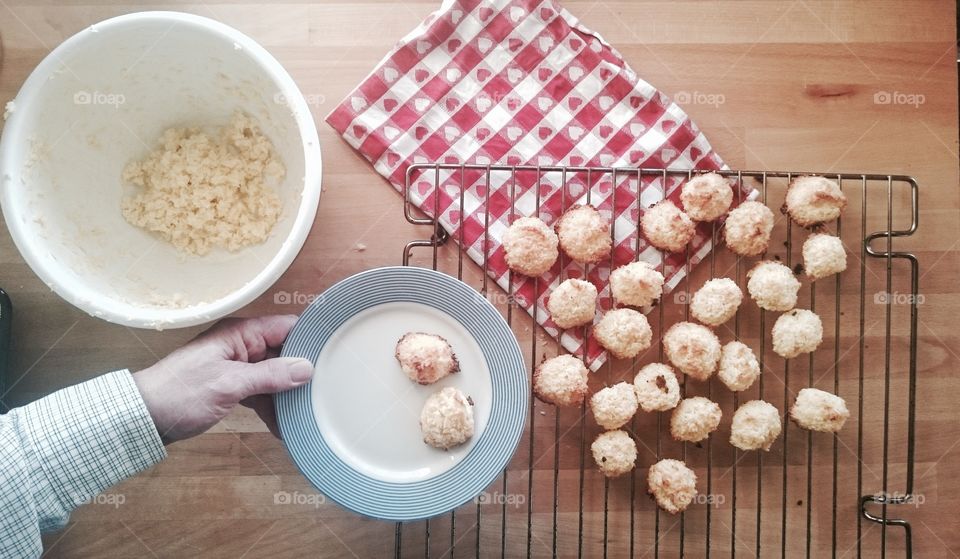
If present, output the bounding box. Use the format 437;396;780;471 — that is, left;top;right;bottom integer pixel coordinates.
19;370;166;522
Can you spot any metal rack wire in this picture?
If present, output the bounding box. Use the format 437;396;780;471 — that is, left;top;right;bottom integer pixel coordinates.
397;164;919;558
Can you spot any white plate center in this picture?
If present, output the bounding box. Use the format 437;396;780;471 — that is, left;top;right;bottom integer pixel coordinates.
311;301;493;483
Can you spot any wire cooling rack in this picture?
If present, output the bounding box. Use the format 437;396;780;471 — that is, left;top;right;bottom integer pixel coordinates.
397;164;919;558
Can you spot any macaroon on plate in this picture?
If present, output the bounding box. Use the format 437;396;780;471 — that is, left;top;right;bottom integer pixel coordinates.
276;266;527;521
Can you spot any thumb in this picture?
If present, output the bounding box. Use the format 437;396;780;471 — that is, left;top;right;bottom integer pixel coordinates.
238;357;314;398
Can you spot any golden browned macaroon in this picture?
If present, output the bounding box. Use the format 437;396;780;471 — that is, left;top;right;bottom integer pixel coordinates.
533;354;589;407
790;388;849;432
547;278;597;329
670;396;722;442
729;400;781;451
590;382;639;430
724;200;775;257
592;430;638;478
593;308;653;359
680;172;733;222
648;459;698;514
746;260;801;312
395;332;460;385
690;278;742;327
641;199;696;253
718;341;760;392
501;216;559;276
609;261;664;308
555;205;612;264
784;176;847;227
662;321;722;381
633;363;681;412
420;387;475;450
802;233;847;279
772;309;823;359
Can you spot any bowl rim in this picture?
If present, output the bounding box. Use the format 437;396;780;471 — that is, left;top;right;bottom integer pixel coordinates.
0;10;322;329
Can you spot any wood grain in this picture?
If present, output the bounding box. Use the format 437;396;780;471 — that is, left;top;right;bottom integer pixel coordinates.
0;1;955;557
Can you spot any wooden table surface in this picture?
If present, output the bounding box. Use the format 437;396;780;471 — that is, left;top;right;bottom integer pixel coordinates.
1;1;957;557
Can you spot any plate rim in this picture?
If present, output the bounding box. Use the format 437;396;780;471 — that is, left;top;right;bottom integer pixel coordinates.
276;266;527;521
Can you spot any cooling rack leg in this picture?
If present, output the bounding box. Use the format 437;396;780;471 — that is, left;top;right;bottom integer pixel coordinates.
860;495;914;559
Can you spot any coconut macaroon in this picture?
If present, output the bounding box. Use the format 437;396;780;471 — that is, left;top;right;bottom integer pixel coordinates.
790;388;850;432
662;322;722;381
784;176;847;227
641;199;696;253
802;233;847;279
648;459;698;514
533;354;590;407
593;308;653;359
730;400;782;451
547;278;597;329
718;341;761;392
420;387;475;450
590;382;640;430
772;309;823;359
395;332;460;385
610;261;665;308
746;260;801;312
633;363;682;412
501;216;559;276
555;205;612;264
592;430;638;478
690;278;743;326
680;172;734;222
670;396;722;443
724;200;775;257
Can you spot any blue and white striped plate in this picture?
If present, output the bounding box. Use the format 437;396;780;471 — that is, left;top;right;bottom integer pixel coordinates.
276;266;527;521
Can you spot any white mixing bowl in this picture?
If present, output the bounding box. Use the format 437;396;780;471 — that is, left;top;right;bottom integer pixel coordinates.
0;12;322;329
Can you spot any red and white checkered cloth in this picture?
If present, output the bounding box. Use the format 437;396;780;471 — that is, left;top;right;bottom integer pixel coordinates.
327;0;752;370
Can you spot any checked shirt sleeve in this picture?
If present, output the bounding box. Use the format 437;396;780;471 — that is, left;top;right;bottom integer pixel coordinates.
0;370;167;557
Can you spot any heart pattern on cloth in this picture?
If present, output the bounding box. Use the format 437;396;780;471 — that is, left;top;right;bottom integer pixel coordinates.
326;0;742;370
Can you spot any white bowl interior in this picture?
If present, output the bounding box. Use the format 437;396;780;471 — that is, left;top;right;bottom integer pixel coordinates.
1;13;317;327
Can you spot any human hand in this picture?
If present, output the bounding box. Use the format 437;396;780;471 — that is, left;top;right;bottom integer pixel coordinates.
133;315;313;444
